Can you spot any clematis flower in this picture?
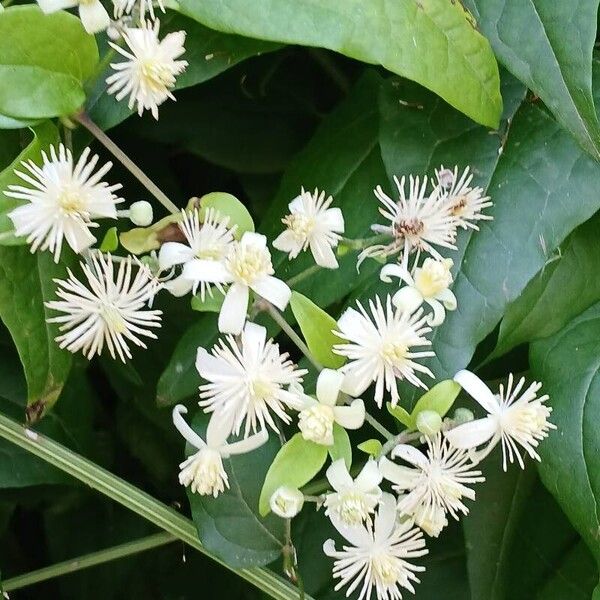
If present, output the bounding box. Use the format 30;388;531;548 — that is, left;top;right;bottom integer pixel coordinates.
273;188;344;269
334;295;434;407
445;370;555;471
380;257;456;326
172;405;268;497
107;20;187;119
324;459;382;526
196;322;307;437
270;486;305;518
295;369;365;446
6;144;122;262
37;0;110;33
113;0;165;21
324;493;427;600
184;231;291;335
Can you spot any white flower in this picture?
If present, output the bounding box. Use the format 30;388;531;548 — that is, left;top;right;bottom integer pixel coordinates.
37;0;110;33
436;166;492;230
159;208;236;299
446;370;555;471
107;21;187;120
45;253;162;362
324;493;427;600
6;144;122;262
184;231;291;335
408;501;448;538
359;175;457;268
172;405;268;497
113;0;165;21
270;486;305;518
196;322;307;437
380;258;456;326
324;459;382;526
379;434;484;524
273;188;344;269
296;369;365;445
334;295;434;407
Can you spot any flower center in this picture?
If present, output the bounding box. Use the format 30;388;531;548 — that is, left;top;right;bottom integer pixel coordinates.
450;195;468;216
282;213;315;240
380;341;408;365
179;448;228;496
100;304;128;334
226;243;273;285
372;553;402;586
141;60;176;92
249;376;277;401
58;186;85;214
414;259;452;298
336;491;371;525
394;218;424;239
503;404;550;439
298;404;335;445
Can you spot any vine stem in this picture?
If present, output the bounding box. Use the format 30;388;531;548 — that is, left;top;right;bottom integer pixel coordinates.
364;412;393;440
0;412;311;600
3;533;175;592
75;112;180;215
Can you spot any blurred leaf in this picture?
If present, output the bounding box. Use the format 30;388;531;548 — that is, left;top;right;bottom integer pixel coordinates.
0;6;98;119
191;289;225;313
465;0;600;159
0;113;40;130
386;403;413;429
412;380;461;421
119;213;181;255
328;424;351;469
178;0;502;127
197;191;255;238
99;227;119;252
289;291;344;369
357;438;382;456
259;433;327;515
187;411;285;566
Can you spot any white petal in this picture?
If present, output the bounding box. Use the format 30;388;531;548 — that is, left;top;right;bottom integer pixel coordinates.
78;0;110;33
37;0;77;12
323;539;337;557
340;368;372;398
196;347;236;379
380;263;413;285
218;282;249;334
326;458;353;491
379;456;417;488
391;444;429;468
206;409;236;448
240;231;267;250
354;459;383;491
183;259;231;284
374;493;397;542
316;368;344;406
172;405;206;450
309;238;338;269
425;298;446;327
333;399;365;430
159;242;195;271
454;369;499;415
163;274;194;297
437;288;457;310
445;417;498;449
251;275;291;310
272;230;302;257
391;285;424;314
328;515;371;547
323;207;344;233
222;428;269;456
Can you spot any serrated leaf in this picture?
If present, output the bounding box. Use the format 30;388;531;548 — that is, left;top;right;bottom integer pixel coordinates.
465;0;600;159
197;192;254;239
0;121;59;245
178;0;502;127
0;6;98;119
412;380;460;420
357;439;382;456
259;433;328;515
289;291;344;369
328;424;351;469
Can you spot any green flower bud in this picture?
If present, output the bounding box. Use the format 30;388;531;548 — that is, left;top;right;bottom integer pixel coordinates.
416;409;443;436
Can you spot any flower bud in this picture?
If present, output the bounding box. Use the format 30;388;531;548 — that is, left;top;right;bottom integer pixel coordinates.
129;200;154;226
453;407;474;426
416;410;443;437
270;486;304;518
412;502;448;537
298;404;335;445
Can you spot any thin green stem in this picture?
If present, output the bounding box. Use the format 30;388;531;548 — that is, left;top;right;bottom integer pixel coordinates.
265;303;323;370
377;430;421;458
285;264;321;288
3;533;175;592
364;412;393;440
75;112;180;215
0;412;311;600
339;233;390;251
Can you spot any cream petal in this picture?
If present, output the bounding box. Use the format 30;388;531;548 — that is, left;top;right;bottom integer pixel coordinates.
354;459;383;491
425;298;446;327
391;285;424;314
437;288;457;310
206;409;236;448
78;0;110;33
322;539;337;557
316;368;344;406
222;427;269;456
172;405;206;450
333;399;365;430
379;457;418;488
336;306;361;332
183;258;231;284
218;282;249;334
373;492;397;542
196;347;237;379
37;0;77;13
445;417;498;449
391;444;429;468
272;230;302;257
309;238;338;269
379;263;413;285
454;370;499;415
240;231;267;250
340;367;372;398
323;207;344;233
163;275;194;297
251;275;291;310
328;514;371;547
326;458;354;491
159;242;195;271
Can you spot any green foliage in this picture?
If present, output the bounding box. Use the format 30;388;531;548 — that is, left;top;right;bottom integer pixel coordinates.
197;191;255;238
357;438;382;456
0;6;98;120
99;227;119;252
328;424;352;469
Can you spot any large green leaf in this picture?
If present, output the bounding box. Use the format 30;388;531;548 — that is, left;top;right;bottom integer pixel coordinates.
186;411;285;567
0;121;59;245
465;0;600;159
530;302;600;593
178;0;502;127
0;6;98;119
0;246;74;418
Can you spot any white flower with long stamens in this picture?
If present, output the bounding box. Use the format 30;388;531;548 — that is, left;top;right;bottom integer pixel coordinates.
113;0;165;21
107;20;187;120
324;459;382;526
436;166;492;230
172;405;268;497
296;369;365;445
324;493;427;600
184;231;291;335
446;370;555;471
45;253;162;362
334;295;434;407
159;208;236;299
359;175;457;268
409;501;448;538
196;322;307;437
379;433;484;525
37;0;110;33
6;144;122;262
380;258;456;326
273;188;344;269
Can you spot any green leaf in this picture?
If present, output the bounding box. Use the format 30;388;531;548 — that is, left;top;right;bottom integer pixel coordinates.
187;411;285;566
357;439;382;457
190;289;225;313
0;246;74;417
328;424;351;469
465;0;600;159
289;291;344;369
386;403;414;429
197;192;254;239
0;121;59;245
0;113;40;130
178;0;501;127
99;227;119;252
0;6;98;119
412;380;460;420
259;433;328;515
119;213;181;255
530;303;600;584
